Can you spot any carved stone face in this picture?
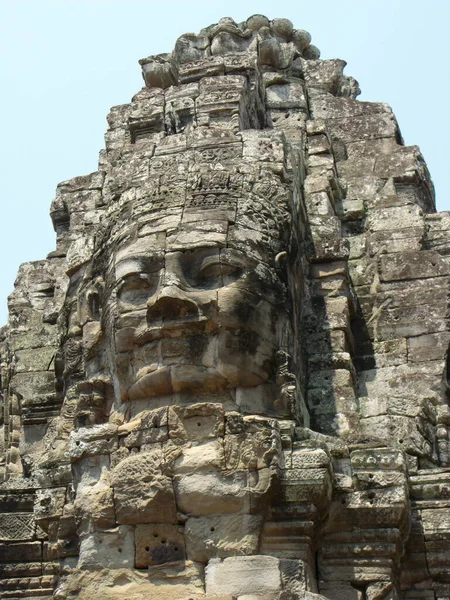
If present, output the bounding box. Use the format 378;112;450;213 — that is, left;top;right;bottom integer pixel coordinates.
110;227;289;413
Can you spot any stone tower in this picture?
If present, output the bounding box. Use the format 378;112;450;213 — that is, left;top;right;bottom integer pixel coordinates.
0;15;449;600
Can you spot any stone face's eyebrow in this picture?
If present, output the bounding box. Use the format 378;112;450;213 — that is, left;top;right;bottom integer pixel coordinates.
115;256;163;280
115;235;165;265
115;258;143;281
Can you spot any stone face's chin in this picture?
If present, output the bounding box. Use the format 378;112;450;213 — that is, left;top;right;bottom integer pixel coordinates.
126;366;172;400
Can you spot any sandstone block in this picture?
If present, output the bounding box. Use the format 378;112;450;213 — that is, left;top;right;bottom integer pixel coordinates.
174;471;250;516
379;250;450;282
185;514;263;562
0;541;42;562
111;450;177;525
205;555;282;596
78;526;134;569
135;523;185;568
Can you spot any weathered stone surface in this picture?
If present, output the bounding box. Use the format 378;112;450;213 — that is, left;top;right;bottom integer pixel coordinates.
78;526;135;569
0;513;36;541
185;514;263;561
135;523;185;568
205;555;283;596
111;450;177;525
0;14;448;600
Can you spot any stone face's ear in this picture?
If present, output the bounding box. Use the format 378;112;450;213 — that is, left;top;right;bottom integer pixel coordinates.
78;278;105;325
275;251;289;288
82;320;103;361
275;251;288;265
75;379;113;428
87;291;101;321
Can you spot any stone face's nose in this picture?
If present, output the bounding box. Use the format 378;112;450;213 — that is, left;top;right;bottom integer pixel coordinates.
146;286;198;322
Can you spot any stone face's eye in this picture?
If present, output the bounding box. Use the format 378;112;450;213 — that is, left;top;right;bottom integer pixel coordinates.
198;263;222;280
117;273;157;306
194;262;242;289
221;263;243;281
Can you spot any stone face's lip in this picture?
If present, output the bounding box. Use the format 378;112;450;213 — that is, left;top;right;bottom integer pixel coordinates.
133;317;210;344
127;367;172;400
126;363;229;400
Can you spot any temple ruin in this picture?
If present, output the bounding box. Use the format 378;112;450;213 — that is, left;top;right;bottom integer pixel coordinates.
0;15;449;600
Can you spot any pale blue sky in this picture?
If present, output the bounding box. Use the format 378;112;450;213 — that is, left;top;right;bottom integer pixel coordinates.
0;0;449;325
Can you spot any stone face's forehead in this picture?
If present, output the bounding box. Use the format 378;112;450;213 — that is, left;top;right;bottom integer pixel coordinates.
112;219;285;274
115;236;164;264
107;142;292;268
